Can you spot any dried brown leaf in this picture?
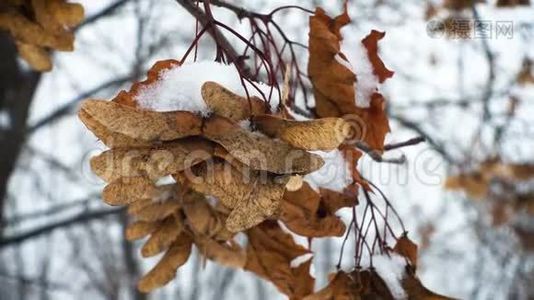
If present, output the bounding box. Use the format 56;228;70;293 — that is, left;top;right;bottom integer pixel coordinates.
394;234;419;267
281;182;347;237
245;221;314;299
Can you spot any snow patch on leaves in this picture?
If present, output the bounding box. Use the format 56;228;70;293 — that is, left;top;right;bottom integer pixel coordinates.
304;150;353;192
372;254;407;299
134;61;279;114
339;32;379;108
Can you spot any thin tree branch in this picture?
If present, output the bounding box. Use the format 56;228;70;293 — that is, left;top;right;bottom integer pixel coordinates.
74;0;132;32
0;207;123;248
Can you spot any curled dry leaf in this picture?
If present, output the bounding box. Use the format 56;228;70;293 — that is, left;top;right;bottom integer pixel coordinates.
319;187;358;212
245;221;315;299
138;234;193;293
179;162;287;232
203;116;324;174
303;271;361;300
394;234;419;267
305;269;398;300
252;114;351;150
361;30;394;83
79;99;202;142
141;215;184;257
90;139;212;182
201;81;268;121
356;93;390;151
307;8;391;151
308;7;355;118
113;59;181;108
281;182;348;237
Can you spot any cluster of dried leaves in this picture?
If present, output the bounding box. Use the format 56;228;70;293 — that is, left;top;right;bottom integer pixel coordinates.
446;159;534;245
79;56;357;294
0;0;84;71
79;5;452;299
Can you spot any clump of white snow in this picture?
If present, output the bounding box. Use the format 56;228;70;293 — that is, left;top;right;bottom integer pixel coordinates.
338;29;380;108
134;61;280;115
304;150;353;192
372;254;407;299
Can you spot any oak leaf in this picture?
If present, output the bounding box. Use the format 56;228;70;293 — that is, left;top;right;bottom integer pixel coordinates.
307;9;391;151
281;182;349;237
245;221;314;299
361;30;394;83
393;234;419;267
303;271;360;300
308;7;355;118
